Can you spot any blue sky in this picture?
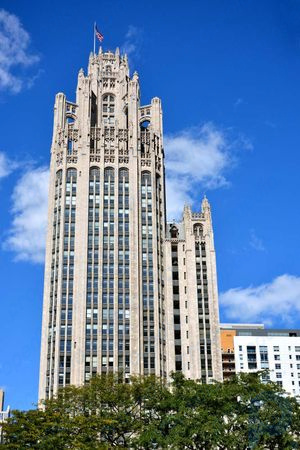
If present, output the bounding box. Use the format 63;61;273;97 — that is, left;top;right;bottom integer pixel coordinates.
0;0;300;410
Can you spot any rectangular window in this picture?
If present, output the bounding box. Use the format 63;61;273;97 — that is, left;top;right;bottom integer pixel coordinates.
248;363;257;370
247;346;257;370
259;346;268;352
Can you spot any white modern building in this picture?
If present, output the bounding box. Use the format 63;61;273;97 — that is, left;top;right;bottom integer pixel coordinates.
221;324;300;396
0;390;10;443
39;47;222;401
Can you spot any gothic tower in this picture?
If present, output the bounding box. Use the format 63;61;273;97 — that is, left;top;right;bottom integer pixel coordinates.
39;48;166;400
164;198;223;382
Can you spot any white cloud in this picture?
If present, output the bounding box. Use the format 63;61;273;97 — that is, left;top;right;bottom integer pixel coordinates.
0;9;39;93
121;25;142;62
165;123;234;219
0;151;16;178
4;167;49;263
220;274;300;326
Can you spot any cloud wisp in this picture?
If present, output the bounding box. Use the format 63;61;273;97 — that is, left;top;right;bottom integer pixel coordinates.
0;9;40;93
121;25;143;64
249;229;265;252
4;167;49;263
0;151;17;179
220;274;300;326
165;123;236;219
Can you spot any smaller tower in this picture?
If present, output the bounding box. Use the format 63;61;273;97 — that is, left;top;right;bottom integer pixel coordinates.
164;198;222;382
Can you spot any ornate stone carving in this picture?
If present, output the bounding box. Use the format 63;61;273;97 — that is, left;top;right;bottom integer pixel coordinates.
119;157;129;164
118;129;128;141
56;151;64;167
104;126;115;141
90;127;101;141
68;128;79;142
67;156;77;164
141;159;151;167
90;156;101;163
56;128;64;147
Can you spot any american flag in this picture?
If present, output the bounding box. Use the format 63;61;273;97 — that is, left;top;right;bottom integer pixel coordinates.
95;25;104;42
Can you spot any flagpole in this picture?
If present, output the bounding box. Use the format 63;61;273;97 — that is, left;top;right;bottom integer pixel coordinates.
93;22;96;54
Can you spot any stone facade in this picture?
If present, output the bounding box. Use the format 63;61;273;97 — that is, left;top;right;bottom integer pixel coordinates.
39;48;222;401
165;200;222;382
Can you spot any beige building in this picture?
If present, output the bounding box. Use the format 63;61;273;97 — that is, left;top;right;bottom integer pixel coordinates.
164;200;222;382
39;48;222;401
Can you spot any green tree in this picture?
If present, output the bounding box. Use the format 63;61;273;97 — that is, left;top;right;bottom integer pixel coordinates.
2;371;300;449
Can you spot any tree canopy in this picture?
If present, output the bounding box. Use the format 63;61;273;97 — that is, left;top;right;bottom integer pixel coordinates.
2;372;300;449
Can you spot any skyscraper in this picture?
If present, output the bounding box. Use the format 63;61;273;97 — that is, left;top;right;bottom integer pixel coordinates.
39;48;222;401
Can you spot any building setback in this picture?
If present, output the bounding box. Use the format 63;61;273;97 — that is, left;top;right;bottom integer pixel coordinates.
164;202;222;382
39;48;222;401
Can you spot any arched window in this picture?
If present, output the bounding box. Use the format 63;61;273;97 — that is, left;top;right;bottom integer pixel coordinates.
119;168;129;182
56;169;63;183
170;225;178;239
141;171;151;185
140;121;150;155
66;116;75;124
66;168;77;181
104;167;115;183
140;120;150;129
194;223;203;239
90;167;100;181
102;95;115;125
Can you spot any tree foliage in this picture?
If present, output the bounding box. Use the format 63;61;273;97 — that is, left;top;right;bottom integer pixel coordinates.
2;371;300;449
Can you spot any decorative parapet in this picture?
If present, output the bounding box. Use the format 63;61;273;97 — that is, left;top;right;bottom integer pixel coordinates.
191;212;205;219
140;105;151;118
